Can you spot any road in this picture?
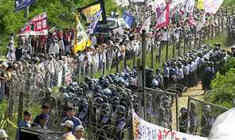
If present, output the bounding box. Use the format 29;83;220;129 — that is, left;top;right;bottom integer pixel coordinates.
172;82;205;130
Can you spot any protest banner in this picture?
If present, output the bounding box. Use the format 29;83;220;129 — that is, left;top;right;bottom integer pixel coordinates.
140;16;151;33
81;3;101;23
18;12;48;36
197;0;204;10
123;11;135;28
185;0;195;13
155;0;170;29
73;15;91;53
87;10;102;35
132;111;208;140
204;0;224;14
15;0;35;11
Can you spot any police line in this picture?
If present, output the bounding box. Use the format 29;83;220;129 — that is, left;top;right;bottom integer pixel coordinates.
132;111;208;140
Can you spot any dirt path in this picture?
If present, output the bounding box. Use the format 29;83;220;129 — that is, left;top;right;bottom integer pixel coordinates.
172;82;205;130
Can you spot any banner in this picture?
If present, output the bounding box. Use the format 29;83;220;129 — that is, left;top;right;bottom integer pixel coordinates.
18;12;48;36
204;0;224;14
133;111;208;140
81;3;101;23
123;11;135;28
155;1;170;29
131;0;145;3
15;0;35;11
73;15;91;53
185;0;195;13
140;16;151;33
115;0;129;7
197;0;204;10
196;13;206;31
87;10;102;35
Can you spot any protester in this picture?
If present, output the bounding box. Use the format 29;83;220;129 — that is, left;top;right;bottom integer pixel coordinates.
61;120;76;140
61;106;82;130
16;111;32;140
74;125;85;140
33;114;49;129
33;104;50;127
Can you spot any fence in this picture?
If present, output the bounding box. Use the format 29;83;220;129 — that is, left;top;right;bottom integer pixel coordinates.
186;96;229;137
2;5;234;140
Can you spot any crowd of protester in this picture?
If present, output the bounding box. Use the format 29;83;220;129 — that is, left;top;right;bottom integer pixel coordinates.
0;1;231;139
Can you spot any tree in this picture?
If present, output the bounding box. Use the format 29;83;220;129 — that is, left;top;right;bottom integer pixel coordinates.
205;58;235;108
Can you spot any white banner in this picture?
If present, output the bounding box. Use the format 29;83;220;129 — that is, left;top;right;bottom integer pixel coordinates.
204;0;224;14
155;1;170;29
133;111;208;140
185;0;195;13
140;16;151;33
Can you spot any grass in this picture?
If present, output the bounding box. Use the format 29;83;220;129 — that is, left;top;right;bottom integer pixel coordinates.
204;31;230;48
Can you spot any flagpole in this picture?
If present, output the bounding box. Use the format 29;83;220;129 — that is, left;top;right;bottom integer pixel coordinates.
24;6;29;19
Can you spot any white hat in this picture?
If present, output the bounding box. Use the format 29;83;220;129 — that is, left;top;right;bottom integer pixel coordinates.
75;125;84;132
61;120;74;128
209;108;235;140
0;129;8;138
2;62;8;68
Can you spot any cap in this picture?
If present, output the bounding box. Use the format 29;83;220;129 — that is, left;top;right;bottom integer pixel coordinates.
61;120;74;128
2;62;8;68
75;125;84;132
0;129;8;138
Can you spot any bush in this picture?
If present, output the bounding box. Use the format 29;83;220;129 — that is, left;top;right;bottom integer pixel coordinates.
205;58;235;108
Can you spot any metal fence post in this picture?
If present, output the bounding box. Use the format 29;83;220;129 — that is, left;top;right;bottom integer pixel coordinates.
158;42;162;65
18;92;24;123
141;30;146;120
183;36;186;55
116;49;119;73
151;42;154;69
173;42;176;58
176;94;179;131
186;96;191;133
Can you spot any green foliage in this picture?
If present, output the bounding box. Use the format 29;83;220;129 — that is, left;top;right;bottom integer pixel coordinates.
223;0;235;7
0;0;119;54
205;58;235;108
204;31;229;48
219;57;235;74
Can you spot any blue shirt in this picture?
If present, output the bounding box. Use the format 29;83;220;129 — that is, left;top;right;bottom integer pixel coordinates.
16;120;31;140
33;113;50;127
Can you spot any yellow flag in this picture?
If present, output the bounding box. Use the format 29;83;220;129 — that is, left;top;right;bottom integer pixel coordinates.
81;4;101;23
73;15;91;54
197;0;204;10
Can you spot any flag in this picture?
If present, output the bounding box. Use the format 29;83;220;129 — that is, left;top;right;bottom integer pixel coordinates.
188;13;196;26
123;11;135;28
81;3;101;23
185;0;195;13
18;12;48;36
155;2;170;29
140;16;151;33
197;0;204;10
73;15;91;54
196;13;206;31
15;0;35;11
204;0;224;14
115;0;129;7
87;10;102;35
